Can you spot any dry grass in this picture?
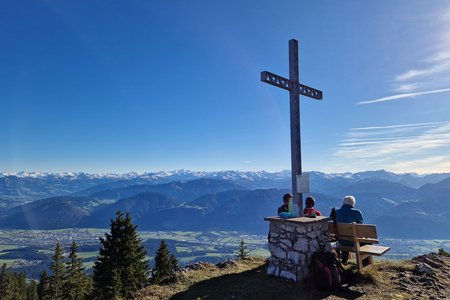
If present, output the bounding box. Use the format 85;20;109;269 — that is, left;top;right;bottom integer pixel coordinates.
373;259;415;272
353;259;414;286
135;255;450;300
135;258;272;300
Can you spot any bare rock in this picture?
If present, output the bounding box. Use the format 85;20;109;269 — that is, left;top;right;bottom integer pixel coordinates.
414;262;434;275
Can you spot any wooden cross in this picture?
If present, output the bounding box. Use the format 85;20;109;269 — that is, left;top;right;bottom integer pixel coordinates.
261;39;323;216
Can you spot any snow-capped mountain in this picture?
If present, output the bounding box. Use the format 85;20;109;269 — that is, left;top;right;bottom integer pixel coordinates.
1;169;449;207
1;169;450;238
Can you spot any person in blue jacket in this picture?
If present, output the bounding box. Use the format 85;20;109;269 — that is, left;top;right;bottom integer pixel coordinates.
335;195;363;264
278;193;292;215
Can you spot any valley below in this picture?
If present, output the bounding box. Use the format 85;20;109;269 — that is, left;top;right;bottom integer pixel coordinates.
1;228;449;279
1;170;450;279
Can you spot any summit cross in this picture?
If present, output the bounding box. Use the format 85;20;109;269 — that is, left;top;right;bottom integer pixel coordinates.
261;39;323;216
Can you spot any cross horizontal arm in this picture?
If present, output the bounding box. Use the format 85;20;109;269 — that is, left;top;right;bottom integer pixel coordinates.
261;71;323;100
261;71;293;91
298;83;323;100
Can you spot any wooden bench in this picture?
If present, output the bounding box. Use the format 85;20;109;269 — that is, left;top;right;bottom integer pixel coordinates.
327;222;390;271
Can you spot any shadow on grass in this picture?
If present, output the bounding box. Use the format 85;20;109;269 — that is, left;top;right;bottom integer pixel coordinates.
170;263;365;300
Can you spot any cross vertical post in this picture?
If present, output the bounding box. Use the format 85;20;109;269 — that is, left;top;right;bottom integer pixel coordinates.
260;39;323;217
289;39;302;215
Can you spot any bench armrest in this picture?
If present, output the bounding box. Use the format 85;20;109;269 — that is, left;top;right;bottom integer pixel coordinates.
357;237;379;244
359;245;390;256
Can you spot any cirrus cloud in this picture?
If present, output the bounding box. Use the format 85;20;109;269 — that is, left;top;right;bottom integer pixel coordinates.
333;121;450;173
357;88;450;105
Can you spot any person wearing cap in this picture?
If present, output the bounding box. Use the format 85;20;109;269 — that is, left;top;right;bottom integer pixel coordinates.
335;195;364;264
278;193;292;215
303;196;322;217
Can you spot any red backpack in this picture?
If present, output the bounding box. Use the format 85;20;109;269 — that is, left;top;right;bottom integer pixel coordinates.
310;251;342;290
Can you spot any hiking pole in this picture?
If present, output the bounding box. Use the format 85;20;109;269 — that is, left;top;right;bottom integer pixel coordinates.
331;207;341;259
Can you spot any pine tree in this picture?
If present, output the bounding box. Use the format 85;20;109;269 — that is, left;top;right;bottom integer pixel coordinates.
92;211;149;299
0;265;28;300
37;270;50;300
63;241;90;300
48;242;66;300
15;272;27;300
0;263;8;296
27;279;39;300
153;240;179;283
0;263;15;300
170;253;180;272
438;248;450;257
236;239;250;260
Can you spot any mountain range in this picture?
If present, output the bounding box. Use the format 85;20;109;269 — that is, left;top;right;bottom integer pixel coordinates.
0;170;449;239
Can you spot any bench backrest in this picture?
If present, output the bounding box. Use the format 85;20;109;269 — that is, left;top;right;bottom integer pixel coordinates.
327;222;379;242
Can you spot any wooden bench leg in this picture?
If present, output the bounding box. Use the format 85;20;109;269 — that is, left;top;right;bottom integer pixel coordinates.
356;251;363;271
352;225;365;271
360;254;373;268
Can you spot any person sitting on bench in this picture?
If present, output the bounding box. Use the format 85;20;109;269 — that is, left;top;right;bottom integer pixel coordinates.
335;195;363;264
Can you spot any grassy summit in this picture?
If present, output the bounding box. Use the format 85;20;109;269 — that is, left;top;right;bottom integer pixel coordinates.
135;253;450;300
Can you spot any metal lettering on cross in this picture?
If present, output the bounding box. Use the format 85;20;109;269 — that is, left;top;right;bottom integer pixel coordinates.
261;39;323;216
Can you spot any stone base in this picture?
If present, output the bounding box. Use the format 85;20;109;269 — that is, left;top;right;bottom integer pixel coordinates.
265;216;331;281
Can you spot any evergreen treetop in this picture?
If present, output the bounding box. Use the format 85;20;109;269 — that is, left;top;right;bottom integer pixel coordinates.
37;270;50;300
153;240;179;283
92;210;149;299
236;239;250;260
49;241;66;300
63;241;90;300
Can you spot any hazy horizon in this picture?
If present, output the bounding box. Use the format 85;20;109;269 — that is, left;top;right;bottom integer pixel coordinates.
1;168;449;176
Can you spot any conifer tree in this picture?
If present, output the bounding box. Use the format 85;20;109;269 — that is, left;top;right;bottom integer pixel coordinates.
0;263;8;295
27;279;39;300
153;240;179;283
170;253;180;272
0;265;30;300
236;239;250;260
438;248;450;257
0;265;27;300
48;242;66;300
63;241;90;300
37;270;50;300
15;272;27;300
92;211;149;299
0;263;15;299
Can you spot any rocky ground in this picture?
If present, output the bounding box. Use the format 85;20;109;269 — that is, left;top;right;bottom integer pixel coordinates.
325;252;450;300
136;252;450;300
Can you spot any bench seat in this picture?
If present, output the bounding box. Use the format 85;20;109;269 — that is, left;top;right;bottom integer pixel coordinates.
328;222;390;271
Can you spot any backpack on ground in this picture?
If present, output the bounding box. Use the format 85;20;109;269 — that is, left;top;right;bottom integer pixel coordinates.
310;251;342;291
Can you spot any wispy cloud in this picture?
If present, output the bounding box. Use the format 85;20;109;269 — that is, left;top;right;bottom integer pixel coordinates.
394;60;450;82
357;88;450;105
349;121;449;131
395;83;419;92
361;9;450;105
390;156;450;173
423;51;450;63
333;121;450;173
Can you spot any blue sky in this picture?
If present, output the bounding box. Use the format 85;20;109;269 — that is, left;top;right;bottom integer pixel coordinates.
2;1;450;174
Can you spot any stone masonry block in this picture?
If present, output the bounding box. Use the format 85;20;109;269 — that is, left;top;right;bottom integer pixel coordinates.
309;239;319;252
293;239;308;252
280;239;292;248
287;251;301;264
280;270;297;281
268;243;286;259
